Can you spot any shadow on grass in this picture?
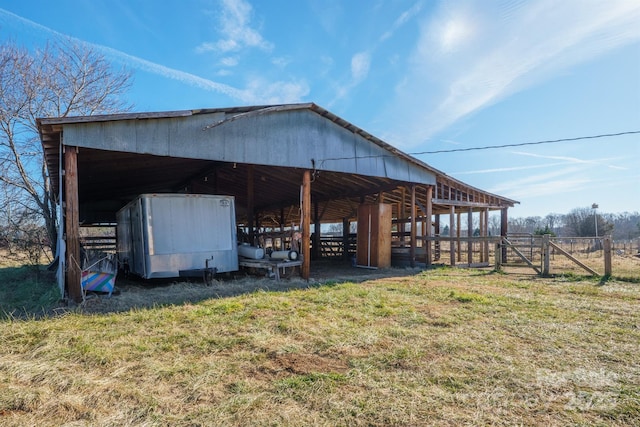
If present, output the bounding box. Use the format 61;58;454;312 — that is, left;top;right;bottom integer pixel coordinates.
77;265;423;316
599;274;640;285
2;260;424;319
0;265;60;320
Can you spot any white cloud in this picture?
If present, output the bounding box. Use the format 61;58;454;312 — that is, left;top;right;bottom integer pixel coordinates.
196;0;273;54
380;1;424;42
435;12;474;54
385;0;640;147
497;177;592;199
452;161;570;176
351;51;371;82
513;151;627;170
488;167;588;198
331;3;423;105
242;77;310;104
271;56;292;68
220;56;239;67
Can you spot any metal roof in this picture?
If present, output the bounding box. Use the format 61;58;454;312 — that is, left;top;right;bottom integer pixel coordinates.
38;103;517;225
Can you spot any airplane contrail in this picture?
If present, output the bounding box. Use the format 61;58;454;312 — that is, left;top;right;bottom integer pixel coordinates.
0;8;249;102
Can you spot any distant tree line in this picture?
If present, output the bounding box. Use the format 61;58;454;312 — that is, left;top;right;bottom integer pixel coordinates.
505;208;640;240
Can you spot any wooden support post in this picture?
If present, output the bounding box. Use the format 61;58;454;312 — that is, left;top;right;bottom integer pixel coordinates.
342;218;350;261
410;185;416;268
542;234;551;276
301;170;311;280
449;206;456;266
247;165;255;245
604;235;612;276
456;212;461;262
313;202;320;260
478;210;484;262
467;208;473;265
421;217;426;259
280;207;285;231
400;187;406;247
426;185;433;267
483;208;489;263
277;207;285;250
501;207;508;263
434;214;441;261
495;242;502;271
64;146;82;303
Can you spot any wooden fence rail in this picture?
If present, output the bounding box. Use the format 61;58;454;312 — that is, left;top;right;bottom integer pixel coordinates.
496;234;613;277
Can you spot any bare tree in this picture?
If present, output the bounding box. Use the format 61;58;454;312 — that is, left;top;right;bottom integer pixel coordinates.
564;207;613;237
0;39;132;258
508;216;543;234
488;213;501;236
544;213;562;234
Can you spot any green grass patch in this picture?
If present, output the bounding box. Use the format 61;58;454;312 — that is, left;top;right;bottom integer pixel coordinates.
0;265;60;318
1;268;639;425
448;290;489;304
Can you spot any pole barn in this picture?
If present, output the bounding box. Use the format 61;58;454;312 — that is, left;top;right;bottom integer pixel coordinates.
38;103;518;302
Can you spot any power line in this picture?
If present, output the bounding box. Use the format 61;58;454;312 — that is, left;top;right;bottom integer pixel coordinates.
319;130;640;163
412;130;640;155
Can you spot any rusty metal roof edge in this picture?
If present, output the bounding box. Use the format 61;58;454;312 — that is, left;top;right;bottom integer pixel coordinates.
35;103;318;127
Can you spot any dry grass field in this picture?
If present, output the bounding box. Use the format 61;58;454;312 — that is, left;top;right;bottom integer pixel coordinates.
1;256;639;426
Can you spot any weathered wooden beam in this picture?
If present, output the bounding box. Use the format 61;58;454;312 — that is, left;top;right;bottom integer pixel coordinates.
426;185;433;267
410;185;416;268
467;208;473;265
501;208;508;263
542;234;551;276
548;240;598;276
415;198;428;216
604;236;612;276
64;146;82;303
302;170;311;280
280;207;285;231
313;202;320;260
342;218;350;261
483;208;489;262
457;212;462;262
504;237;541;274
400;187;406;247
432;198;504;209
449;206;456;266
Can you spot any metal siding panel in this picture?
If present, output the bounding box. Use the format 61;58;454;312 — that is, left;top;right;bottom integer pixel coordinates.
136;119;169;155
64;109;437;185
169;113;225;158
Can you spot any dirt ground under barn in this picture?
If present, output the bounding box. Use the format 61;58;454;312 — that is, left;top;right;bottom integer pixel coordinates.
73;260;425;315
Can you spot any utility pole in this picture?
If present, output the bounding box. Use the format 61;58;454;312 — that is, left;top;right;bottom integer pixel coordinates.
592;202;599;251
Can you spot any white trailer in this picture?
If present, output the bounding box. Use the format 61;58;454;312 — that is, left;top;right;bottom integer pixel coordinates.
116;194;238;279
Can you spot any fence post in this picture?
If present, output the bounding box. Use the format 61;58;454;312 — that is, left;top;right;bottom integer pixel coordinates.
604;235;612;277
542;234;550;276
495;241;502;271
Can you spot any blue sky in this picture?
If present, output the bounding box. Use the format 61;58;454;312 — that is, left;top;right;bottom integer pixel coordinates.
1;0;639;218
